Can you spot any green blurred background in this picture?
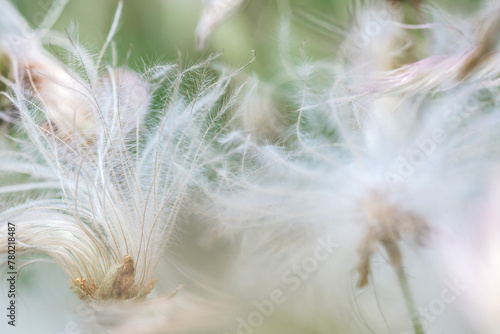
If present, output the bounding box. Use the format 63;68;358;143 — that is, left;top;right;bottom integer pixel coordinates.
10;0;482;79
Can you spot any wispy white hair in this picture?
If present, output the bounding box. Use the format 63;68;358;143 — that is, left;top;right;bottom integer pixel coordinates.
197;2;500;333
0;0;246;308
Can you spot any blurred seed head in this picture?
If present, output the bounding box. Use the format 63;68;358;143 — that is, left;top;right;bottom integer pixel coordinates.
196;0;248;51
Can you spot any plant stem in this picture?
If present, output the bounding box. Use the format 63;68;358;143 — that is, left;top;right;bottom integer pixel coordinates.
395;265;425;334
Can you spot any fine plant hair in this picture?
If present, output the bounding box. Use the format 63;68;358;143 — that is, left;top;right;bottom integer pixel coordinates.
2;1;500;334
0;0;248;309
197;1;500;334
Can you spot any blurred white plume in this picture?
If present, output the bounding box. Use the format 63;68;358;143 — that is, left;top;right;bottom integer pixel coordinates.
2;0;500;334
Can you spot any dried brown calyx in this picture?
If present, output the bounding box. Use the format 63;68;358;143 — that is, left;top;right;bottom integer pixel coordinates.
71;255;157;301
356;191;429;288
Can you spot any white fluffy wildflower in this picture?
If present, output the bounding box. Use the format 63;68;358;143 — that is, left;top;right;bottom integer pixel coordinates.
199;2;500;333
3;0;500;333
0;0;246;317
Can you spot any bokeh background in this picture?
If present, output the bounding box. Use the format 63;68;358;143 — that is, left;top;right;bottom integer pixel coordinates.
0;0;490;333
11;0;482;80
